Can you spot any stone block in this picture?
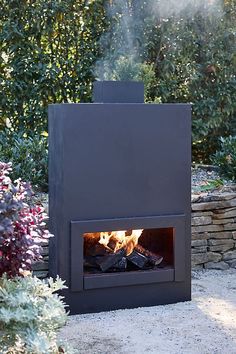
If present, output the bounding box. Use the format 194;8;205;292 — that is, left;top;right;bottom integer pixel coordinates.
192;223;236;233
213;218;234;225
39;240;49;247
208;239;234;246
206;232;233;239
33;270;48;279
191;216;212;226
191;239;208;247
192;264;204;270
213;207;236;219
32;261;49;271
41;247;49;256
223;224;236;231
192;198;236;211
208;243;234;252
192;224;224;233
207;252;222;262
192;253;208;266
191;246;207;254
222;250;236;261
226;259;236;268
191;233;209;240
191;211;213;217
204;261;229;270
200;193;236;202
233;232;236;240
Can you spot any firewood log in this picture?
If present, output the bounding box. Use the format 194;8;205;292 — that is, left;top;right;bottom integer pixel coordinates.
135;244;163;266
97;249;126;272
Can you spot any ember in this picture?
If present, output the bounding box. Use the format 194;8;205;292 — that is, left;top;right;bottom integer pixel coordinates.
84;229;164;273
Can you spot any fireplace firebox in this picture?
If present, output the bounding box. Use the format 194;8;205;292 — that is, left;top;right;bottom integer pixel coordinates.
49;81;191;314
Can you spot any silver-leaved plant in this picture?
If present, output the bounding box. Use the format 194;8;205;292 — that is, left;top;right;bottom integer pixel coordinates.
0;275;72;353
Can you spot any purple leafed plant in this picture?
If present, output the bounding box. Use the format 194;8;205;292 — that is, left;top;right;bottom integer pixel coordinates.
0;162;51;278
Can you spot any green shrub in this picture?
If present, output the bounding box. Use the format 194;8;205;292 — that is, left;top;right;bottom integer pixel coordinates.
0;130;48;191
211;136;236;181
0;275;69;354
101;56;156;101
96;0;236;162
0;0;106;134
1;0;235;162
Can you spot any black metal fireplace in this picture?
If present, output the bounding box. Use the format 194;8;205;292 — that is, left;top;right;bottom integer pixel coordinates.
48;81;191;314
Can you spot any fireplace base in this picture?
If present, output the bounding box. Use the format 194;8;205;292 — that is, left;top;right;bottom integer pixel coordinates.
66;280;191;315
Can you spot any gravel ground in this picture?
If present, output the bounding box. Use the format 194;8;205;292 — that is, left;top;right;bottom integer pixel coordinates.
191;167;235;194
60;269;236;354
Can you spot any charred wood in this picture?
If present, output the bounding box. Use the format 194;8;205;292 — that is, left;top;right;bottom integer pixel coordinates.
114;257;127;270
97;249;126;272
84;256;102;269
127;250;149;269
135;244;163;266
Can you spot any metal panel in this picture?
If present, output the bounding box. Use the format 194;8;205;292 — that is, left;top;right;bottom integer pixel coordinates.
64;281;191;314
49;92;191;314
71;222;83;291
174;218;186;281
93;81;144;103
84;269;174;289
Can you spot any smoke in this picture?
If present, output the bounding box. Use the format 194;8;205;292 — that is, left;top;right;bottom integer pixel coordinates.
152;0;222;18
94;0;222;80
95;0;144;80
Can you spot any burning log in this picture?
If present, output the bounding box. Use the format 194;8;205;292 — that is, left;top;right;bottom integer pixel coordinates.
83;229;164;273
84;256;102;269
127;250;148;269
115;257;127;271
84;233;113;256
97;249;126;272
84;255;127;272
134;244;163;266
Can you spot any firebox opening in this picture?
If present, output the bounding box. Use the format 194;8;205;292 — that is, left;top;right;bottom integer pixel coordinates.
83;228;174;274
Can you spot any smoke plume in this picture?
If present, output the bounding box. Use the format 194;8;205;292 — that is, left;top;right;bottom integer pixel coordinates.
94;0;222;80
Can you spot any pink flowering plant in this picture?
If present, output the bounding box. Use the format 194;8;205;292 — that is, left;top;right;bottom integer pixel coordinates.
0;162;50;278
0;162;71;353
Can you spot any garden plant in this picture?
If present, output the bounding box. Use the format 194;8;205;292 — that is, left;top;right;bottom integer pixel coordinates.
0;0;235;164
0;162;69;354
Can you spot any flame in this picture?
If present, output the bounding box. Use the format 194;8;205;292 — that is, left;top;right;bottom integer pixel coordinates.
97;229;143;256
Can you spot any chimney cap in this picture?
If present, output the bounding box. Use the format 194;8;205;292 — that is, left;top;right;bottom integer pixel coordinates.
93;81;144;103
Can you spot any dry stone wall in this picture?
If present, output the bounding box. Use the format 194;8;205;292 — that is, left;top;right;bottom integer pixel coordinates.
33;244;49;278
192;192;236;270
32;191;236;277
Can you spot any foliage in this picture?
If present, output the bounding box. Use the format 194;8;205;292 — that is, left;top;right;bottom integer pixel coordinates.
151;3;236;161
0;0;106;134
192;178;224;193
211;136;236;181
103;56;156;101
0;163;69;353
0;130;48;191
0;275;69;354
0;162;50;278
96;0;236;162
199;179;224;192
0;0;235;162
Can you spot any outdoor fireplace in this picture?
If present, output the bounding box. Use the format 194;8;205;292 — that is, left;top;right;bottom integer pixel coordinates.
49;81;191;314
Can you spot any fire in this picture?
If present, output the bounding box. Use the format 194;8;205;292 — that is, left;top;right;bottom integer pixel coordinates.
83;229;164;273
84;229;143;256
